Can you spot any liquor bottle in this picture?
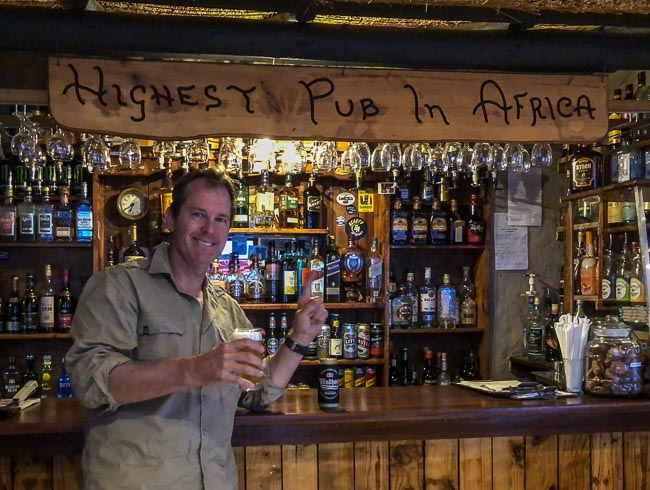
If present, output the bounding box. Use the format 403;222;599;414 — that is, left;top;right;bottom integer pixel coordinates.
303;174;322;229
232;166;249;229
521;295;534;354
17;185;36;242
387;270;398;329
308;238;325;300
429;197;448;245
579;231;598;296
266;313;279;356
208;260;223;289
437;352;451;386
226;252;247;303
123;225;146;262
76;181;93;243
570;144;601;193
419;267;436;328
400;347;410;386
459;266;477;328
420;167;434;204
437;274;458;329
448;199;465;244
341;236;364;284
545;303;562;363
466;194;486;245
390;197;408;246
39;264;56;333
365;237;383;304
264;241;280;303
391;284;413;328
40;355;53;398
106;235;117;267
245;254;265;303
6;275;21;333
459;350;480;381
630;242;645;304
53;187;74;243
160;162;174;234
253;169;275;228
21;273;39;333
3;356;19;398
525;297;545;358
422;349;436;385
36;186;54;243
56;358;74;398
0;185;16;242
573;231;585;295
279;312;289;345
294;240;309;297
278;174;300;229
403;271;419;328
329;313;342;359
388;344;400;386
615;233;631;303
325;236;341;303
410;196;428;245
280;244;297;303
56;268;75;332
21;355;39;397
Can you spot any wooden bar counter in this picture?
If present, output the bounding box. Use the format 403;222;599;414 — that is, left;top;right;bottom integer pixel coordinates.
1;386;650;489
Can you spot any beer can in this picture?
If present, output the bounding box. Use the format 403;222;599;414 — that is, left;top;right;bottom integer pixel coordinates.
318;359;339;412
342;323;357;359
338;368;345;387
357;323;370;359
365;367;376;388
343;368;354;388
305;338;318;360
354;367;366;388
370;323;384;359
318;324;331;360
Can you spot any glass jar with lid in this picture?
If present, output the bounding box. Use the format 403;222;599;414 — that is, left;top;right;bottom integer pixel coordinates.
584;316;643;397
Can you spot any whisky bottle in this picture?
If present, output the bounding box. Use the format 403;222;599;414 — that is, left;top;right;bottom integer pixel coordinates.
21;273;39;333
279;174;300;228
226;253;247;303
365;237;383;304
17;186;36;242
160;162;174;234
21;355;39;397
76;182;93;243
6;276;21;333
253;169;275;228
303;175;322;229
123;225;146;262
245;254;265;303
232;166;249;229
341;236;364;284
294;240;309;297
422;349;436;385
308;238;325;300
419;267;436;328
570;144;601;193
53;187;74;243
459;266;477;328
37;187;54;243
0;185;16;242
280;244;298;303
391;284;413;328
39;264;56;333
56;268;75;332
448;199;465;245
403;271;419;328
264;241;280;303
400;347;410;386
580;231;598;296
3;356;19;398
409;196;428;245
390;197;408;246
466;194;486;245
429;198;448;245
325;236;341;303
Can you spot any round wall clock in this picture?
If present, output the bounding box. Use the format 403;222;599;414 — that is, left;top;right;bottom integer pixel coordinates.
117;187;148;220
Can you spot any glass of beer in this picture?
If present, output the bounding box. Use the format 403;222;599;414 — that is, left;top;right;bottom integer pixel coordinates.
231;327;265;391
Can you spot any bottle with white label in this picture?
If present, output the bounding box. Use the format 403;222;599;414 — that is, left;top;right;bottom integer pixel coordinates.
39;264;56;333
76;182;93;243
419;267;436;328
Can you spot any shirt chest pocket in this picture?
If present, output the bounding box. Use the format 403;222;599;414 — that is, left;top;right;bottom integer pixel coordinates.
136;314;190;361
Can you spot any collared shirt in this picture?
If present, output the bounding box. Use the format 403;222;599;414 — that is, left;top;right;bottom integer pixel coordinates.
66;243;284;490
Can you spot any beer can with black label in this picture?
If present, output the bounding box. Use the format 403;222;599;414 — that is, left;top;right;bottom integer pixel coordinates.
318;358;339;411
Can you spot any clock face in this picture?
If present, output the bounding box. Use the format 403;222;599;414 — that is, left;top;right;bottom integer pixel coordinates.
117;188;148;220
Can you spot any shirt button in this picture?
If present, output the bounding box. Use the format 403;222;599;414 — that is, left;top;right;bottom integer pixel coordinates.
162;322;168;329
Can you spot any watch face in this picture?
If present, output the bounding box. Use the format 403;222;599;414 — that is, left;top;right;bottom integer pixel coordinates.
118;188;148;220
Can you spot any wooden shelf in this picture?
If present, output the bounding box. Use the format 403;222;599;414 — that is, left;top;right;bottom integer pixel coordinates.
0;333;72;340
574;294;599;302
562;179;650;203
390;327;484;334
390;244;484;251
299;358;385;366
0;242;92;248
603;224;648;234
240;302;384;311
230;228;329;236
572;222;598;231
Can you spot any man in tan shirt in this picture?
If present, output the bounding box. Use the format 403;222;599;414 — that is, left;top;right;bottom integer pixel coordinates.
66;168;327;489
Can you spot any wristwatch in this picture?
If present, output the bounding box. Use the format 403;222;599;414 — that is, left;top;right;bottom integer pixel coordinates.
284;336;311;357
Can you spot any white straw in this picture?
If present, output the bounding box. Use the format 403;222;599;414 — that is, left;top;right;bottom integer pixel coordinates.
555;314;591;392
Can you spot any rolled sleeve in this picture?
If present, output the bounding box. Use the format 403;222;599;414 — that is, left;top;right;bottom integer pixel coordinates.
66;268;140;411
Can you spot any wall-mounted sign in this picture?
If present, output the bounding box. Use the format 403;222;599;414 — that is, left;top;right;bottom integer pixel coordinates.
48;57;608;142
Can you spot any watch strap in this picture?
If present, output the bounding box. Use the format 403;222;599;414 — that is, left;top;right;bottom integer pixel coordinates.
284;336;311;356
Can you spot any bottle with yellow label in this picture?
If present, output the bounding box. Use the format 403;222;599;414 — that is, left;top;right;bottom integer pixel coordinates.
40;355;53;399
